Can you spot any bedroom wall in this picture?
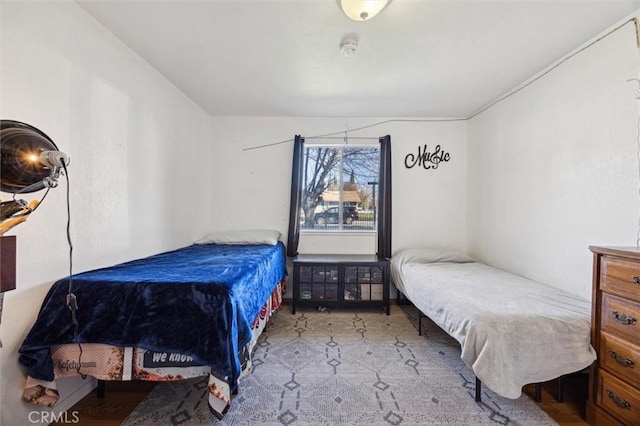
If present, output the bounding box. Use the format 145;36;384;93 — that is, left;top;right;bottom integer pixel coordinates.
467;14;640;300
207;116;468;294
0;2;212;425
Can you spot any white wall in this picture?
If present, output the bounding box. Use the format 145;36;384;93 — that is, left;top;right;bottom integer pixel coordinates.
0;2;212;425
208;117;468;298
467;15;639;299
209;117;468;254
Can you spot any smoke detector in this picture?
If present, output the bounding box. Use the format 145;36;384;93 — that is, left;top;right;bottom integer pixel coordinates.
339;39;358;57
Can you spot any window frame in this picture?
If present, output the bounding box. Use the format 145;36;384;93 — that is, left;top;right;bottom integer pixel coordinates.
287;134;391;259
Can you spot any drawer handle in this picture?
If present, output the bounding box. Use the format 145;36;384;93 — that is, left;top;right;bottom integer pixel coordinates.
612;310;637;325
609;350;635;368
633;275;640;285
607;389;632;410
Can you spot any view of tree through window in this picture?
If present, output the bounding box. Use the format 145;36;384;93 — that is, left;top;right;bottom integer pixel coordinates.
300;145;379;231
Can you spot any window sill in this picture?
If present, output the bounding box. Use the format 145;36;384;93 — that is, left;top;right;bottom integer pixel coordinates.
300;230;376;236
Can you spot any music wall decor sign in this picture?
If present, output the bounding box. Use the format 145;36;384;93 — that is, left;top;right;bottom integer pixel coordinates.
404;144;451;170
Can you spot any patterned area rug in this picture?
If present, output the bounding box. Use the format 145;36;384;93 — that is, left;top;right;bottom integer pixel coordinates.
122;305;557;425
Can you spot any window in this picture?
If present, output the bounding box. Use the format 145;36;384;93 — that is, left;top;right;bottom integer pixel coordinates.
299;144;380;232
287;134;391;258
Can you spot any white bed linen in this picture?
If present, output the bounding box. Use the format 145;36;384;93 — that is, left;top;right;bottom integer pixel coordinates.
391;252;596;399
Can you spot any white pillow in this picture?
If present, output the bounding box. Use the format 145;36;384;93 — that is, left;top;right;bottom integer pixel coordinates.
392;248;475;265
195;229;281;245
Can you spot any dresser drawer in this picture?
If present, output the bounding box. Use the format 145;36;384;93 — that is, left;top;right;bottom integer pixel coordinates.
601;256;640;302
602;293;640;345
601;331;640;387
598;369;640;425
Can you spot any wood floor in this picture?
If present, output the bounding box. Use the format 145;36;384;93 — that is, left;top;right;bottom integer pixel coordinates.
54;372;589;425
524;374;589;425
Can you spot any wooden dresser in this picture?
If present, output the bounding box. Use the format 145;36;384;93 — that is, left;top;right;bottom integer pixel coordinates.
588;246;640;425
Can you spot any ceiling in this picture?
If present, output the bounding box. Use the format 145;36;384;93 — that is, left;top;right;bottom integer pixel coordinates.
77;0;639;118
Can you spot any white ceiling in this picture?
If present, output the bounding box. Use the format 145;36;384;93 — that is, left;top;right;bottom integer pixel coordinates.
77;0;638;118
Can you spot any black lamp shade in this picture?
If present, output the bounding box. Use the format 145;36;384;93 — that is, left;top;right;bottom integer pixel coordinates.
0;120;59;194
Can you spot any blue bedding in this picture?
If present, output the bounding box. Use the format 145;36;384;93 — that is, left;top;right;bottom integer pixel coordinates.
19;242;287;389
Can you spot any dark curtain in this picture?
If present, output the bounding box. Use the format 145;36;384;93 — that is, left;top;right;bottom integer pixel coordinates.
286;135;304;257
377;135;392;258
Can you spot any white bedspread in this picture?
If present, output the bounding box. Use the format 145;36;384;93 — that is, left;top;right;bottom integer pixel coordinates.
391;249;596;399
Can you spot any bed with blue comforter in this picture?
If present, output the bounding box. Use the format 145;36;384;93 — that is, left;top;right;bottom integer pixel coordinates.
19;241;287;417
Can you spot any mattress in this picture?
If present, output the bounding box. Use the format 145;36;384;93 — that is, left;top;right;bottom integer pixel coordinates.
391;248;596;398
19;242;287;417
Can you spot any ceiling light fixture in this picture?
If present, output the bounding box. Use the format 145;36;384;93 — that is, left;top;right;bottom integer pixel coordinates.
340;0;390;21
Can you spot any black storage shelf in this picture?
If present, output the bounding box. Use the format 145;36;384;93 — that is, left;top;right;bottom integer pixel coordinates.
292;254;390;315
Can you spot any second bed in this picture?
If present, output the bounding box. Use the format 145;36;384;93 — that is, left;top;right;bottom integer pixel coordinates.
391;248;596;400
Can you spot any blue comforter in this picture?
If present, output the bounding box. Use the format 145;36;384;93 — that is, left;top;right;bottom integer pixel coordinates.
19;242;287;389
